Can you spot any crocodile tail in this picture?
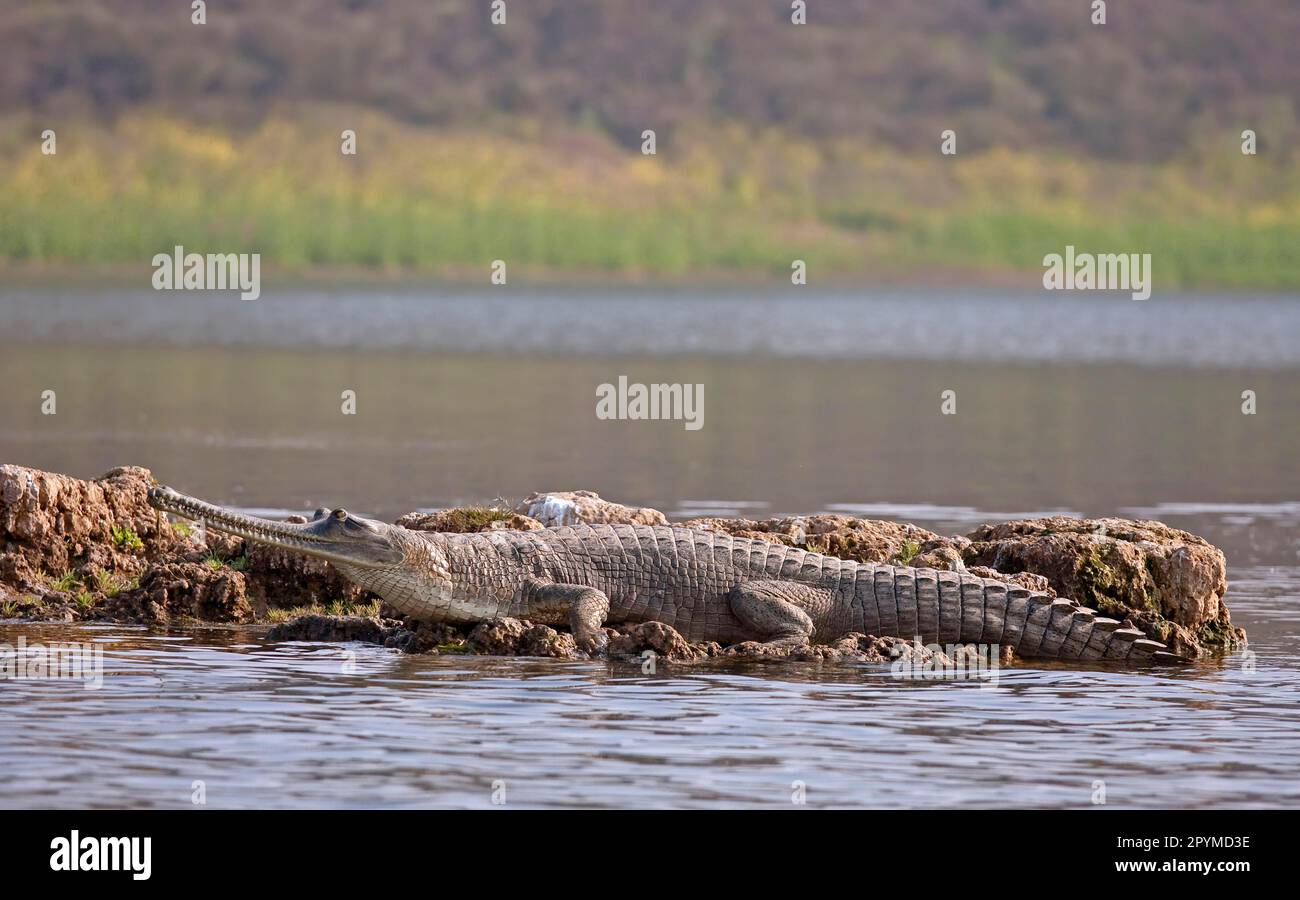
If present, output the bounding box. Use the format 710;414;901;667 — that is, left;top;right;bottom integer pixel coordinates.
984;578;1183;662
884;566;1182;663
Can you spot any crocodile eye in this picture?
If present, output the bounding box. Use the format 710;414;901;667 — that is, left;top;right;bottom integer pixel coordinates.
332;508;348;521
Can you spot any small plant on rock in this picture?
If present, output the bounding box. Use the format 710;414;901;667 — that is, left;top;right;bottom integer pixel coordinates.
112;524;145;552
50;570;81;592
894;540;921;566
93;571;129;598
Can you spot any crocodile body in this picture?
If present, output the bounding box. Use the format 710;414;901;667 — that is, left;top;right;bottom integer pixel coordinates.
367;523;1172;661
146;487;1173;662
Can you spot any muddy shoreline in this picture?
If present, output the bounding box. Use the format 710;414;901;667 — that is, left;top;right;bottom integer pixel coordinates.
0;465;1246;663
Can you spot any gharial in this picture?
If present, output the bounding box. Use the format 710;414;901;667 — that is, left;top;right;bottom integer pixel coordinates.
148;486;1177;662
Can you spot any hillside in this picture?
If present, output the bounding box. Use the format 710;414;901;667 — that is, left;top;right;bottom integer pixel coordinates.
1;0;1296;286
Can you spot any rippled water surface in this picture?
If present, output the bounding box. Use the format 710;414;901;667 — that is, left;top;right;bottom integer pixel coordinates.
1;285;1298;808
2;560;1297;810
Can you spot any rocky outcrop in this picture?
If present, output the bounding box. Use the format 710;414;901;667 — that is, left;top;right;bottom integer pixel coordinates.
396;508;543;533
0;464;179;584
242;536;371;614
0;464;367;622
260;613;952;668
684;512;1242;657
719;633;951;665
516;491;668;527
0;464;199;621
609;620;718;661
109;562;254;625
0;465;1243;658
467;617;579;658
962;517;1241;657
685;514;962;568
266;614;390;645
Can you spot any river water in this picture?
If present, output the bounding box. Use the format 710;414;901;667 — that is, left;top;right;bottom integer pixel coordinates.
1;284;1298;808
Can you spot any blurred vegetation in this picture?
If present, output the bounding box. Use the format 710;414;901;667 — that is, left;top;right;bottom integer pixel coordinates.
0;0;1297;286
2;112;1295;286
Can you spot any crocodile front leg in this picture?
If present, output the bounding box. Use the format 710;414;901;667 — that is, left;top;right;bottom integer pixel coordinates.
515;577;611;655
728;581;822;647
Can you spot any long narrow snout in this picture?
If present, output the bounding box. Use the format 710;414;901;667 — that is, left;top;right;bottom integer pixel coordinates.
147;485;329;549
148;485;406;568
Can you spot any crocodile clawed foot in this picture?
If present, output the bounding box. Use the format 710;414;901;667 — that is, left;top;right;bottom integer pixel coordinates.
575;629;609;658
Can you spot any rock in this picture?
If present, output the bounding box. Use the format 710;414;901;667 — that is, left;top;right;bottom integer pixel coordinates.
857;634;943;665
687;514;958;566
516;491;667;527
109;561;253;625
266;614;389;645
962;517;1242;656
242;543;371;613
0;464;193;592
910;545;968;572
0;466;1246;658
0;464;220;621
688;510;1241;657
719;632;944;665
467;617;579;659
967;565;1056;596
608;621;716;661
396;508;543;533
383;620;467;654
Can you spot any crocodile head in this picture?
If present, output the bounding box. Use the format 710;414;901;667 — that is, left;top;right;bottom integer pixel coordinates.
147;485;408;568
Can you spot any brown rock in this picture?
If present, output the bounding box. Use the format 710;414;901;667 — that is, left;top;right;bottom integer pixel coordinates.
266;614;390;645
384;620;468;654
687;514;957;566
910;545;968;572
0;466;1245;658
963;517;1241;655
967;565;1056;596
242;542;371;614
396;508;543;533
857;634;943;665
467;617;579;658
608;621;713;661
719;632;943;665
109;561;253;625
0;463;193;591
516;491;667;527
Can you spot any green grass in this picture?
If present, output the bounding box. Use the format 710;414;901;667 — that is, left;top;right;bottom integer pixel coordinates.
907;213;1300;291
2;113;1296;288
264;598;382;623
93;571;122;596
203;553;249;572
44;570;81;592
